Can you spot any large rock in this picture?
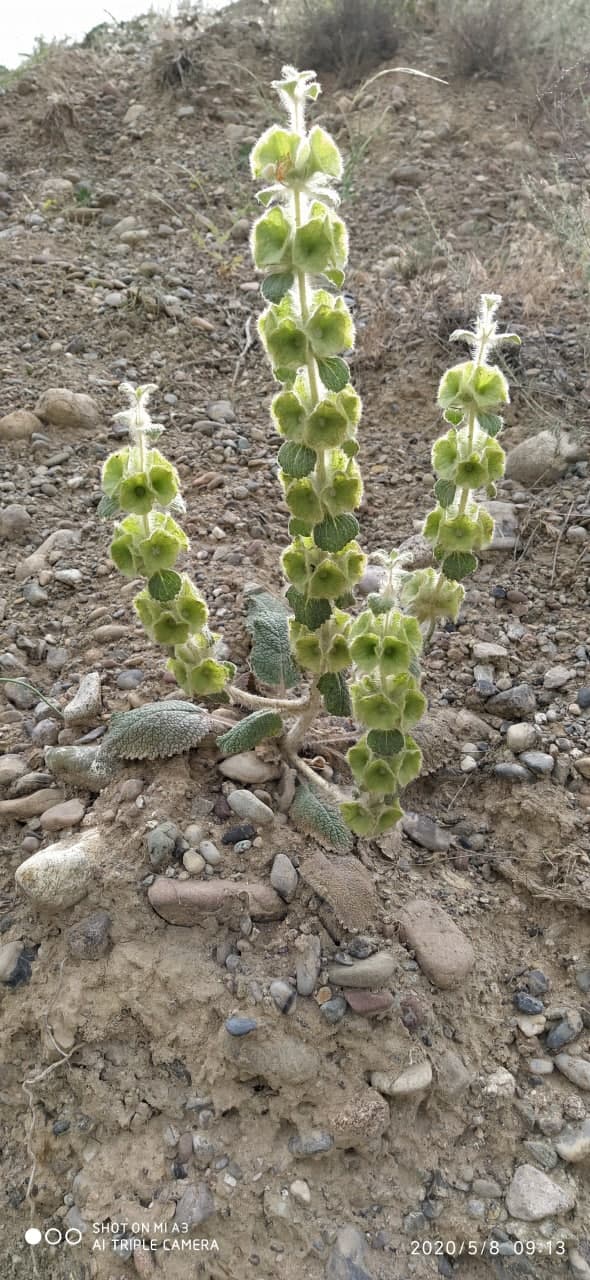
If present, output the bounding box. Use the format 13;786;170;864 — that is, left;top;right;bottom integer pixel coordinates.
398;898;474;989
505;1163;576;1220
63;673;102;727
34;388;100;430
0;788;65;820
147;877;287;924
15;830;99;910
505;429;588;486
0;409;41;441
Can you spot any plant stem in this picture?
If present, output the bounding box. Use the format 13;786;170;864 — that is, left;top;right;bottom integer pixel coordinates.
287;749;349;803
284;683;322;753
228;684;311;713
0;677;64;718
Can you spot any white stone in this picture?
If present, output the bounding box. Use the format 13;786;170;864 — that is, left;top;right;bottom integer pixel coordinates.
183;850;206;876
555;1119;590;1164
554;1055;590;1090
218;751;280;785
63;673;102;726
289;1179;311;1206
15;830;99;910
505;1164;576;1220
506;722;539;753
543;665;574;690
371;1060;432;1098
484;1067;516;1097
516;1014;546;1037
227;790;274;825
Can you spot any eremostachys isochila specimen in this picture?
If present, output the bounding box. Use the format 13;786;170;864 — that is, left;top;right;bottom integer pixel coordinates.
250;68;517;838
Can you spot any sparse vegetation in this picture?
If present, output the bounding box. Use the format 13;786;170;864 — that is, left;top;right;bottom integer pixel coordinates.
284;0;401;81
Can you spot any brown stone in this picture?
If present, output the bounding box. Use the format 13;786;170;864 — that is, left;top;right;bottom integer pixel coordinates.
344;989;394;1016
147;877;287;924
41;798;85;832
0;788;65;820
397;897;475;989
0;409;41;440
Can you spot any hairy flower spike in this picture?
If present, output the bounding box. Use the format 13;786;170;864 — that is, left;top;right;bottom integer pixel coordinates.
100;383;234;697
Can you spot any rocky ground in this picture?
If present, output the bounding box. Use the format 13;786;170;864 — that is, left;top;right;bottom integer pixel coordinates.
0;3;590;1278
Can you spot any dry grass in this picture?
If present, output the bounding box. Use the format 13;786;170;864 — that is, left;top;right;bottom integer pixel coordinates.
150;27;203;94
282;0;401;83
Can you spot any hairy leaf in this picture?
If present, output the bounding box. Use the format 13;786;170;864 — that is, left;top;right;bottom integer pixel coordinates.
217;709;284;755
289;516;313;537
278;441;317;478
291;782;353;853
478;412;503;437
245;589;299;689
434;479;456;509
317;356;350;392
148;570;182;602
97;494;120;519
367;728;404;756
286;586;332;631
441;551;478;581
313;512;359;552
443;408;464;426
318;671;351;717
261;271;294;304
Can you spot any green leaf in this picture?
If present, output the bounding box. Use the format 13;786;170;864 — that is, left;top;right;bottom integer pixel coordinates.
441;551;478;581
289;517;313;537
290;783;353;853
317;671;351;717
286;587;332;631
443;408;464;426
478;412;503;437
367;729;404;756
217;709;284;755
317;356;350;392
278;441;317;478
341;438;359;458
261;272;294;304
313;512;359;552
245;589;299;689
148;570;182;602
323;268;345;288
97;494;120;519
434;479;456;509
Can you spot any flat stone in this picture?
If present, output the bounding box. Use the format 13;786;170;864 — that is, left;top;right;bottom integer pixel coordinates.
67;910;112;959
343;988;394;1016
296;934;321;995
270;853;298;902
40;798;85;832
505;1163;576;1220
401;812;451;852
218;751;280;784
371;1060;432;1098
398;897;474;989
0;788;65;820
225;1016;257;1036
543;665;574;690
555;1119;590;1163
147;877;287;924
63;673;102;726
473;642;508;662
15;830;99;911
227;790;274;825
520;751;554;776
0;755;27;787
494;762;531;782
554;1055;590;1090
288;1131;333;1157
327;951;395;990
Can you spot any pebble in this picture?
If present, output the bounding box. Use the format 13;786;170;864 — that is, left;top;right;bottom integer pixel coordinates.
288;1131;334;1157
2;680;38;710
296;934;321;995
207;400;235;423
67;910;112;959
371;1060;432;1098
320;996;347;1024
34;387;100;430
0;788;65;819
473;642;508;663
192;1135;216;1169
270;853;298;902
148;877;287;923
485;1067;516;1097
15;830;99;910
227;790;274;825
0;409;41;441
289;1179;311;1206
225;1016;257;1037
517;1014;546;1037
472;1178;502;1198
327;951;395;990
221;823;256;845
555;1119;590;1163
173;1182;215;1229
487;684;537;719
577;687;590;709
522;1140;558;1171
218;751;280;784
0;940;31;987
575;757;590;779
494;763;531;782
41;798;85;832
528;1058;554;1075
146;822;180;869
505;1163;576;1220
543;665;574;690
118;778;144;802
514;992;544;1015
31;718;60;747
398;897;474;989
198;840;221;866
575;965;590;994
0;755;27;787
183;850;206;876
526;969;551;997
545;1010;583;1051
506;722;539;753
554;1054;590;1090
343;989;394;1016
520;751;554;776
401;811;451;851
269;980;296;1014
116;669;144;690
325;1225;372;1280
93;624;128;643
63;673;102;726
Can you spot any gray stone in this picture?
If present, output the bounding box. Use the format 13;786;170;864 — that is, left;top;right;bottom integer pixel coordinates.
543;665;574;691
269;980;296;1014
146;821;180;869
288;1131;334;1157
554;1055;590;1090
575;965;590;995
401;812;452;852
219;751;280;785
327;951;395;990
520;751;554;776
173;1182;215;1229
207;400;235;423
270;853;298;902
0;940;31;987
398;898;474;989
227;790;274;825
320;996;347;1024
472;1178;502;1198
505;429;588;486
494;763;531;782
505;1164;576;1220
487;684;537;720
577;687;590;710
63;673;102;727
325;1225;373;1280
545;1010;583;1051
225;1016;257;1036
198;840;221;867
2;680;37;710
296;934;321;995
31;718;60;747
0;504;30;540
554;1119;590;1163
371;1060;432;1098
522;1140;558;1170
67;911;112;960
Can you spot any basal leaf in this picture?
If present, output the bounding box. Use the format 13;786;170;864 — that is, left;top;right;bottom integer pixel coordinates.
245;589;299;689
217;709;283;755
290;782;354;853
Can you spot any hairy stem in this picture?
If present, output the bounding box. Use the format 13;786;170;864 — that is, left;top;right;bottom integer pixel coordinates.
228;684;311;713
287;749;349;803
284;683;322;752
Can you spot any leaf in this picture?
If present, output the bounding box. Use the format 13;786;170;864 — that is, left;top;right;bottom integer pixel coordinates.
341;438;359;458
318;671;351;717
317;356;350;392
261;272;294;304
478;412;503;437
217;709;284;755
290;783;353;853
323;268;345;288
289;517;313;537
441;551;478;581
434;479;456;509
443;408;464;426
286;586;332;632
367;729;404;756
97;494;120;519
313;512;359;552
148;570;182;601
278;441;317;478
245;589;299;689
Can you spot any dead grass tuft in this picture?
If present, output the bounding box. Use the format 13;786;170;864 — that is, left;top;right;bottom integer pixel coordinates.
283;0;401;83
440;0;532;79
150;28;203;94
